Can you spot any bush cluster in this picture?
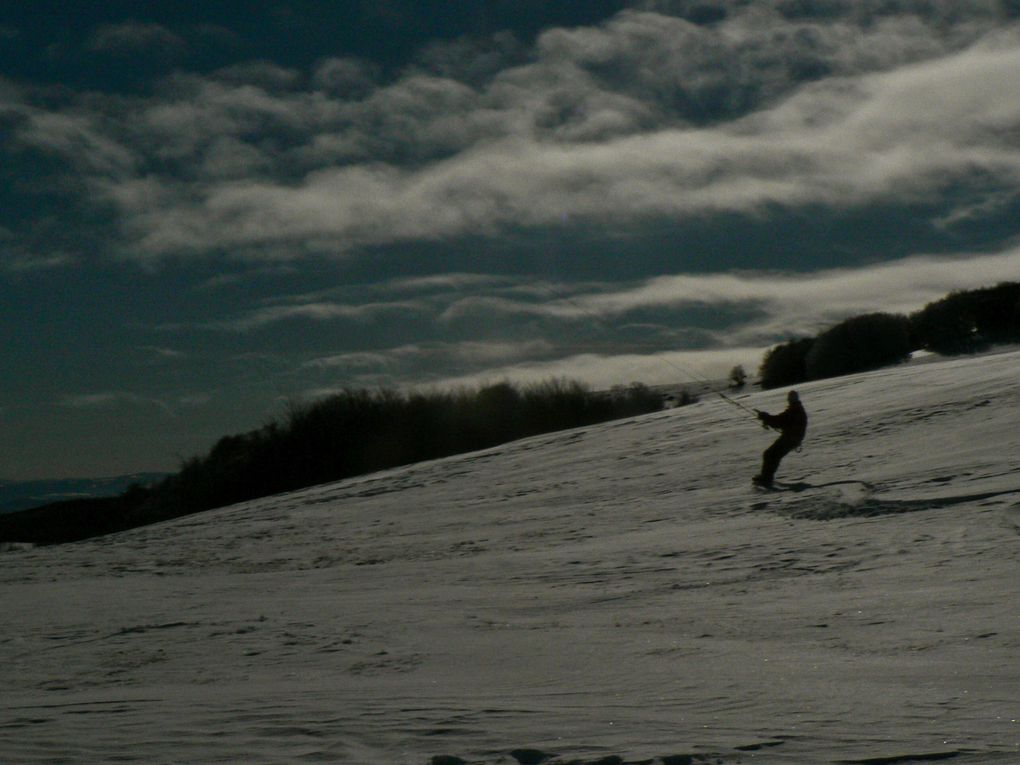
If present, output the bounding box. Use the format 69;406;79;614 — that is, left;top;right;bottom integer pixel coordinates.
910;282;1020;355
758;338;815;390
1;379;666;545
805;313;913;380
759;282;1020;389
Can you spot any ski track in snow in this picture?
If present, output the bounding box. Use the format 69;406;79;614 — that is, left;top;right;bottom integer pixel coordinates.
2;350;1020;764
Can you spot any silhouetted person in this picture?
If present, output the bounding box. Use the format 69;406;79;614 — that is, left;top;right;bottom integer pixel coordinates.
753;390;807;488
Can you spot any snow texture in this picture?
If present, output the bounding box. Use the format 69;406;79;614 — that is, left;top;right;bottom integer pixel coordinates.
2;349;1019;764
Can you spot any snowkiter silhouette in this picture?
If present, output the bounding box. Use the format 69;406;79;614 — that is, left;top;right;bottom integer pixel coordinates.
753;390;807;488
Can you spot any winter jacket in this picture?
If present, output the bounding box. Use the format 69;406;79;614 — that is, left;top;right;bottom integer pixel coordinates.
759;400;808;445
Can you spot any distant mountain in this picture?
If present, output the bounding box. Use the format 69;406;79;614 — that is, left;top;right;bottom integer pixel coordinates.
0;474;168;515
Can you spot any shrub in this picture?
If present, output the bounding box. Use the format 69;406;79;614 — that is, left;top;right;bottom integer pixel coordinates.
973;282;1020;343
728;365;747;388
911;282;1020;354
910;292;982;355
676;387;700;406
805;312;912;380
759;338;814;389
609;381;672;415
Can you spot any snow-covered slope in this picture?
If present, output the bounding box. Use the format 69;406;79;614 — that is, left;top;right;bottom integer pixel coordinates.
2;350;1019;765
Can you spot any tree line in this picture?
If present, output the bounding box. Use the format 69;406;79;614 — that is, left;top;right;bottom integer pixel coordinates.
759;282;1020;389
1;380;667;545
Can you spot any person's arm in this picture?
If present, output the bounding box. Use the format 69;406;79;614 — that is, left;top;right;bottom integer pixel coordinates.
757;407;791;430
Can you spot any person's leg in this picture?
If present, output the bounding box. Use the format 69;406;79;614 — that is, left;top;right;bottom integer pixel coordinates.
757;438;791;485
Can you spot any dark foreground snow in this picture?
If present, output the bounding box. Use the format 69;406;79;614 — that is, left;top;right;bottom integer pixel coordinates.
2;350;1019;764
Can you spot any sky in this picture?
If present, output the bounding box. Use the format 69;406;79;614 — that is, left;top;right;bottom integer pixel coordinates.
2;0;1019;481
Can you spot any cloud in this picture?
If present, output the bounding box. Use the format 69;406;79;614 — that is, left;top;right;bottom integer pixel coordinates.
217;299;427;332
704;249;1020;344
312;57;381;97
439;248;1020;344
0;239;74;273
302;351;400;371
428;346;768;391
383;272;513;293
135;74;314;169
6;2;1020;270
330;246;1019;391
210;62;303;90
14;109;137;176
92;23;1020;260
178;393;213;407
300;339;559;389
423;246;1019;388
58;392;175;415
138;345;187;360
193;264;298;290
87;21;187;58
422;339;556;365
412;30;525;86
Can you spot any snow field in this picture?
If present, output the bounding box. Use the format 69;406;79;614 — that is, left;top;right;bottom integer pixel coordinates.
2;349;1019;764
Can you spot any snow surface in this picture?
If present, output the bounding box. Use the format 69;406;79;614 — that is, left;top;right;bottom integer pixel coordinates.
2;350;1019;765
